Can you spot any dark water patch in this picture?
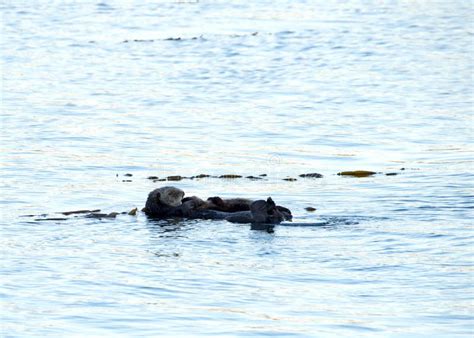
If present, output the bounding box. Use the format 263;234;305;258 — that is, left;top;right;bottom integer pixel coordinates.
151;251;180;258
120;32;262;45
326;324;383;333
33;217;69;222
347;264;409;272
96;2;114;11
279;215;385;227
279;221;329;227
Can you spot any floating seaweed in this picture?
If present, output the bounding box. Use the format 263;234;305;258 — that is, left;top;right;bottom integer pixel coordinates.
141;170;407;181
62;209;101;216
195;174;211;178
337;170;377;177
86;212;119;219
299;173;323;178
219;174;242;179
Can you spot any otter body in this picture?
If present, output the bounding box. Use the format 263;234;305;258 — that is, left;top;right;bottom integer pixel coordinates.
205;197;253;212
144;187;292;224
188;198;287;223
183;196;292;220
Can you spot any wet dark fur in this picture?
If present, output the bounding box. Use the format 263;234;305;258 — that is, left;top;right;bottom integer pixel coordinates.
143;189;190;218
188;198;288;224
184;196;292;221
206;197;253;212
145;190;292;224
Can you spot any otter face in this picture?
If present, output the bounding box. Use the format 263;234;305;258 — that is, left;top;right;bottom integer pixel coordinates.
250;198;286;224
276;206;292;221
266;198;286;224
156;186;184;207
266;208;285;223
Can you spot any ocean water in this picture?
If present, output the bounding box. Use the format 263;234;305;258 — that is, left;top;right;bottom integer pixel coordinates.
1;1;473;336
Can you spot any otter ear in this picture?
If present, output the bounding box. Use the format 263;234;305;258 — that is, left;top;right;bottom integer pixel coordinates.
250;200;268;223
266;197;276;209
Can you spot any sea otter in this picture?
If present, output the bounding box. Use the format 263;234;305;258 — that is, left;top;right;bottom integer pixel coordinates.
143;186;188;217
183;196;292;219
143;186;292;224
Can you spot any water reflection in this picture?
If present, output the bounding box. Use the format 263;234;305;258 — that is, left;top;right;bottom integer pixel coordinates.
250;223;275;233
146;218;195;238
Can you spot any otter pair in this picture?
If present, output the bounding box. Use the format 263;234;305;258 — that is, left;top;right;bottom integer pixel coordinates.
143;186;292;224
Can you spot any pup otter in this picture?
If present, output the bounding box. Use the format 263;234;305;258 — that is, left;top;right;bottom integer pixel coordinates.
183;196;292;220
190;197;289;224
143;186;292;224
205;197;254;212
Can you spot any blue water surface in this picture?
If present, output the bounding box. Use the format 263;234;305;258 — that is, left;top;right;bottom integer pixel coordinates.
1;1;473;336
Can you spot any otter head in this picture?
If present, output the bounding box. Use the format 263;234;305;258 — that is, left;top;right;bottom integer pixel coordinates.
250;197;286;224
155;186;184;207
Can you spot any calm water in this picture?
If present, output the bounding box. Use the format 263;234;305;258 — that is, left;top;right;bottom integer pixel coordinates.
1;1;473;336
